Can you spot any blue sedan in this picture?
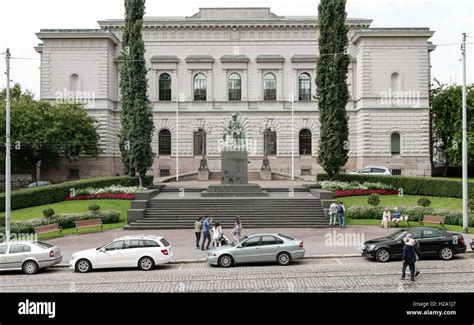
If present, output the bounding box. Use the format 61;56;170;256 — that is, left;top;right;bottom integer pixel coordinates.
207;233;305;267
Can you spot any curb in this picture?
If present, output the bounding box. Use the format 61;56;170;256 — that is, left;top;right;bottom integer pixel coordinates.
55;250;474;268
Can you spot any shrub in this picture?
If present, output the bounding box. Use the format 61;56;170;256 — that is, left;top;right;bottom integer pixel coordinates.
42;208;55;218
88;204;101;214
346;205;474;227
317;174;473;199
0;176;153;212
367;194;381;206
9;210;120;234
469;199;474;211
417;197;432;207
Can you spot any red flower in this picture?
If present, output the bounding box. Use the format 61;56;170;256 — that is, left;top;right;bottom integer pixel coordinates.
66;193;135;200
334;189;399;198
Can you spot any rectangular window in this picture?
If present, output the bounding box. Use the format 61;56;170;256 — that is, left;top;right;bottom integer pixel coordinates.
301;169;311;176
392;169;402;176
160;169;170;177
194;130;206;156
69;169;80;180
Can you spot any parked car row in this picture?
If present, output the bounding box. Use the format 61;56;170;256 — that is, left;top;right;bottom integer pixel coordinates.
0;228;470;275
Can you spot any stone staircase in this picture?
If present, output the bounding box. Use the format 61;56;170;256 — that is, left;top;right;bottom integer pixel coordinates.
124;187;332;230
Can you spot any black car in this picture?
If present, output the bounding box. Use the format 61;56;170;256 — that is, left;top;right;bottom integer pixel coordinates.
360;227;467;262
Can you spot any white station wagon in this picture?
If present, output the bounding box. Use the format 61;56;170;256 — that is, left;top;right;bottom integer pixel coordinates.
70;235;173;273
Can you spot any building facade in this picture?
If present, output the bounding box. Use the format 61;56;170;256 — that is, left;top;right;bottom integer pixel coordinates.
36;7;435;182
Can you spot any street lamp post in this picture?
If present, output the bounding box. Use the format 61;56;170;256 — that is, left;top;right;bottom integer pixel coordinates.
461;33;468;233
291;78;295;181
4;48;11;242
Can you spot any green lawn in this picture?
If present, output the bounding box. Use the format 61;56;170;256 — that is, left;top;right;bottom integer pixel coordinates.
340;195;462;211
0;200;131;227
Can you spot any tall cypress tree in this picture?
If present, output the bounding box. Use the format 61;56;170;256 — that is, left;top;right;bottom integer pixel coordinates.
119;0;155;186
316;0;350;178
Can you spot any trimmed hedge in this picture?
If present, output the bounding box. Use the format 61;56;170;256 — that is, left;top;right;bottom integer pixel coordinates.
316;174;473;199
7;210;120;235
347;206;474;227
0;176;153;212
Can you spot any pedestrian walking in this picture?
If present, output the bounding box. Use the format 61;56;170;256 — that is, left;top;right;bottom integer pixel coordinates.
194;217;203;249
401;234;417;282
212;222;223;247
337;202;346;229
230;219;242;243
381;207;391;228
329;201;338;227
201;216;212;251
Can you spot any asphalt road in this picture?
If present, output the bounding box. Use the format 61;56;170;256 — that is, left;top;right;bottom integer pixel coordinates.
0;255;472;293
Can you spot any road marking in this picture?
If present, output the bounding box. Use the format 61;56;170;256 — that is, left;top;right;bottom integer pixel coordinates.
334;258;342;265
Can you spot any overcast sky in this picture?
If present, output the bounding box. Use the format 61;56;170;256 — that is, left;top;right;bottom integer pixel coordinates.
0;0;472;97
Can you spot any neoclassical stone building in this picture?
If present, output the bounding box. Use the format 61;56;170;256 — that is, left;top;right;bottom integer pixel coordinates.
36;7;435;181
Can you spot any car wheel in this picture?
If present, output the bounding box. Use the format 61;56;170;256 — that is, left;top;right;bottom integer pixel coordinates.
75;259;92;273
375;248;391;262
439;246;454;260
139;257;155;271
22;260;39;275
218;254;234;268
277;252;292;266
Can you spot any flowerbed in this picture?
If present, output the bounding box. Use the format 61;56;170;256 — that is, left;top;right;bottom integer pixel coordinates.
75;186;146;196
335;189;400;197
66;193;135;201
320;181;396;192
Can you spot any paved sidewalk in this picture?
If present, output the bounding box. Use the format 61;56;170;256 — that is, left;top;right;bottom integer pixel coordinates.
44;226;474;266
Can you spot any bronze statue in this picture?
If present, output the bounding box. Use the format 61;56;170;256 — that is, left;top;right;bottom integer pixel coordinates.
223;113;246;151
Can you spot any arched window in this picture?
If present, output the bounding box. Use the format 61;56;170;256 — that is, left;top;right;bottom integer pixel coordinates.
299;73;311;101
193;73;207;101
70;74;79;92
228;73;241;101
391;72;400;92
159;73;172;101
158;129;171;155
194;128;207;156
263;73;276;101
264;129;277;156
299;129;312;155
391;132;401;155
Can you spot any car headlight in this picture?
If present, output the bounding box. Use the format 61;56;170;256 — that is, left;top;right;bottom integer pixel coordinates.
71;255;78;260
368;245;376;251
208;252;217;257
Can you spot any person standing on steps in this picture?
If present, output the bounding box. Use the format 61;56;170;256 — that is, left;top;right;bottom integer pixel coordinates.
201;216;212;251
194;217;203;249
212;222;223;248
329;201;338;227
337;202;346;229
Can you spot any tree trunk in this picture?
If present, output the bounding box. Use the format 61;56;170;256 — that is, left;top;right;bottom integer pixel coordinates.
36;160;42;183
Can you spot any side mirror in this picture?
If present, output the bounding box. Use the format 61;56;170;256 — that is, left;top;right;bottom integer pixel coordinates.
236;245;242;249
99;248;106;253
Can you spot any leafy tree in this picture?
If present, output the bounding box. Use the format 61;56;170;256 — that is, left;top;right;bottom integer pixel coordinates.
119;0;155;186
0;85;100;180
431;82;474;176
316;0;350;178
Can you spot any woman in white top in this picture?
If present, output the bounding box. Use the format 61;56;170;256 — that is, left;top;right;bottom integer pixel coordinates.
381;207;391;228
212;222;223;247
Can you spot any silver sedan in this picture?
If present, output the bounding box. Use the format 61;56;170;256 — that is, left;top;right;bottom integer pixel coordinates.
0;241;62;275
207;233;305;267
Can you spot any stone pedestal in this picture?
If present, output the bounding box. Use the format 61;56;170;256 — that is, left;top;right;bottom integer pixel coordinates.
202;150;268;197
197;168;209;181
260;168;272;181
221;151;248;185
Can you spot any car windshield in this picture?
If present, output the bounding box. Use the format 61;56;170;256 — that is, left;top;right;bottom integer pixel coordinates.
160;238;170;247
387;229;407;241
34;241;53;249
233;236;249;246
278;233;294;241
97;240;114;250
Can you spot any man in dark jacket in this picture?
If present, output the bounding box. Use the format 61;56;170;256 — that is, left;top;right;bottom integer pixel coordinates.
401;234;417;282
